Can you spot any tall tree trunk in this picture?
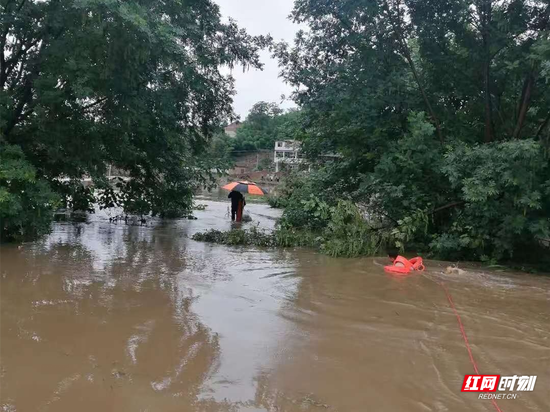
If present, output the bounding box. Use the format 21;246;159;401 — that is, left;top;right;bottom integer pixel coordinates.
483;62;494;142
3;78;32;138
0;27;8;90
535;112;550;141
383;0;444;145
513;70;535;139
480;0;494;142
401;49;444;145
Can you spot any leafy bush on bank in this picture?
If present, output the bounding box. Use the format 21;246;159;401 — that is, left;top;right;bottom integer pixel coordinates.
1;145;60;242
266;195;287;209
269;117;550;263
192;199;388;258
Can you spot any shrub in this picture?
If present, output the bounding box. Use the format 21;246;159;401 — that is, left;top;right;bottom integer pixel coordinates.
192;226;275;247
267;195;287;209
354;114;550;262
279;194;332;231
274;227;320;248
321;200;387;257
1;145;59;241
192;200;387;257
431;139;550;261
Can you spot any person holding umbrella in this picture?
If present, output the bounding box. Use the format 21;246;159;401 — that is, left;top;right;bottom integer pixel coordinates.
222;181;268;222
228;190;246;221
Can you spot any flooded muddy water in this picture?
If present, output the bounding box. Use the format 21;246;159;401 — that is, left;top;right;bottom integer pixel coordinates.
1;200;549;412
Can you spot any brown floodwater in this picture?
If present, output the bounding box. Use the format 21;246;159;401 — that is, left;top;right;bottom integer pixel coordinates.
1;200;549;412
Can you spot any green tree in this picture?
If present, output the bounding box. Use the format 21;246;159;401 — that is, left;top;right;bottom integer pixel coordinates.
204;131;235;172
277;0;550;153
232;102;302;151
434;139;550;261
0;144;59;241
233;101;281;150
1;0;269;238
274;0;550;262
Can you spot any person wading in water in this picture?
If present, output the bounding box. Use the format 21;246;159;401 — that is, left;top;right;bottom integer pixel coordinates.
228;190;246;221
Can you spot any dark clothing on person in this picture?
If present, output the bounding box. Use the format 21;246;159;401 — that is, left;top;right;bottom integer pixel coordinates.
228;190;243;208
228;191;245;221
387;246;400;260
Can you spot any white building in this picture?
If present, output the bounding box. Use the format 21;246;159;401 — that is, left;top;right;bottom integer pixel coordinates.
274;140;304;172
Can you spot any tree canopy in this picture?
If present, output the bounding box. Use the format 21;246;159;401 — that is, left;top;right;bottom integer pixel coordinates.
277;0;550;149
273;0;550;262
2;0;549;263
1;0;269;239
232;101;303;151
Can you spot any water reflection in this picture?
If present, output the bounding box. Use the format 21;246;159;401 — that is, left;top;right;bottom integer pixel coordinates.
0;201;297;411
1;201;549;412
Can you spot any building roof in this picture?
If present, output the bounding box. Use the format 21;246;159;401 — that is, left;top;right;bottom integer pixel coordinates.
224;121;242;131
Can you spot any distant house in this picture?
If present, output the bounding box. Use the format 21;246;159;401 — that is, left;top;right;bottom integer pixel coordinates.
274;140;304;172
224;121;242;138
273;140;341;172
229;163;249;177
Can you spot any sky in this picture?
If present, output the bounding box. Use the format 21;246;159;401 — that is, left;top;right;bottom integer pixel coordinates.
215;0;302;120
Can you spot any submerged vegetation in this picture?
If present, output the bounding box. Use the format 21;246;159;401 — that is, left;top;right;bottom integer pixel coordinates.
193;199;388;258
192;227;277;248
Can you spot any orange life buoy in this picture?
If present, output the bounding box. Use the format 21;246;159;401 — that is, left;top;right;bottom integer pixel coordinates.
384;255;425;275
409;257;425;271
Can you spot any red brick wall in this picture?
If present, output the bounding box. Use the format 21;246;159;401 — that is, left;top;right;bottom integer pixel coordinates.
229;151;273;175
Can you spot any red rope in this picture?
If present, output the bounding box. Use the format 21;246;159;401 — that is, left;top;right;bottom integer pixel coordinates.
438;281;503;412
